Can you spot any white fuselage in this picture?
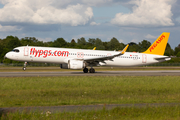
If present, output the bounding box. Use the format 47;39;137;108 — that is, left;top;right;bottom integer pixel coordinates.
5;46;169;67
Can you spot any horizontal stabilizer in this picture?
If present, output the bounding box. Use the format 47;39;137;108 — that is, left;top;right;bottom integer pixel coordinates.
154;57;171;61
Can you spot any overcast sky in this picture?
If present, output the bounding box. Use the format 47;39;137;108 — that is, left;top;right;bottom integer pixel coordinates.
0;0;179;49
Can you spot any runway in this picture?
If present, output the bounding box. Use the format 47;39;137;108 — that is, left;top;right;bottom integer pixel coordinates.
0;70;180;77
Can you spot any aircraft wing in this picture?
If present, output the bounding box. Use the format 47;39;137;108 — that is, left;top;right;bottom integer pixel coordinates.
84;44;129;62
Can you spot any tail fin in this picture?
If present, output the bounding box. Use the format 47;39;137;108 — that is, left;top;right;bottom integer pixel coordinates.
143;32;170;55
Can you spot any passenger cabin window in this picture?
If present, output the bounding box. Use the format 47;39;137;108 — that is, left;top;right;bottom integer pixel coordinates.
12;49;19;52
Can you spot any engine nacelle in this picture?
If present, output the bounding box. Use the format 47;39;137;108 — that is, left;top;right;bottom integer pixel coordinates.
60;63;68;69
60;60;85;69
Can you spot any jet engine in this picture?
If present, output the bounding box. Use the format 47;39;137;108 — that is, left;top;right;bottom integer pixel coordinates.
60;60;85;69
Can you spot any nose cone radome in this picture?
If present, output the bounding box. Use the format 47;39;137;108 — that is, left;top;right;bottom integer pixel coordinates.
5;52;13;59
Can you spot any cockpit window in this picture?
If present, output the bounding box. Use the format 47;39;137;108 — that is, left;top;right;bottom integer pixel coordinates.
12;49;20;52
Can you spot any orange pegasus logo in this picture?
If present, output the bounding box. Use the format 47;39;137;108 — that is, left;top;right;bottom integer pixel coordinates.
149;35;165;52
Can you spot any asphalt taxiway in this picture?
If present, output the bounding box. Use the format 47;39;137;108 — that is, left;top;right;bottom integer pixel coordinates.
0;70;180;77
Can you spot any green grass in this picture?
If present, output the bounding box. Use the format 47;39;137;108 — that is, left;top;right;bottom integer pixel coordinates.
1;106;180;120
0;76;180;107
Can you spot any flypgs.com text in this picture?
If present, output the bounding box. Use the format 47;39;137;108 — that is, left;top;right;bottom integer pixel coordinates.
30;48;69;58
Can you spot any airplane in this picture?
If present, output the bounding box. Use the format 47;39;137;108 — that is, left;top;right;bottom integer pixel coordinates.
5;32;171;73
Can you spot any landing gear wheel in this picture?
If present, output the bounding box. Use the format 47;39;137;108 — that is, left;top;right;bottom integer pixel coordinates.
89;68;95;73
23;67;26;71
23;62;27;71
83;67;88;73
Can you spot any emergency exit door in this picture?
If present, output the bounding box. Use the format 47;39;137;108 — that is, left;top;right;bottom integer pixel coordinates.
24;47;29;56
142;54;147;63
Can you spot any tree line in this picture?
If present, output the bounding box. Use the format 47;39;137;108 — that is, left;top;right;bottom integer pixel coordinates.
0;36;180;63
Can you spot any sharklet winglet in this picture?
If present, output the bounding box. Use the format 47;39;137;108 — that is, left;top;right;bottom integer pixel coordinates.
121;44;129;54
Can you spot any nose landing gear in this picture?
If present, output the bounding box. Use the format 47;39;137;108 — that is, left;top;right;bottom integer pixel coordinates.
23;62;27;71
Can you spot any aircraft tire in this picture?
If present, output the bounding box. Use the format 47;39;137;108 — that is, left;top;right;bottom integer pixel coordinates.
23;67;26;71
83;68;88;73
92;69;95;73
89;68;95;73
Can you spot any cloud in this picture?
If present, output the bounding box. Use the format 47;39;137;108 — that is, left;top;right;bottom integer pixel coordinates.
130;39;138;43
175;17;180;23
37;37;52;42
111;0;175;27
0;0;93;26
145;34;157;39
90;22;100;26
119;39;124;43
74;33;104;38
82;0;113;6
0;24;20;31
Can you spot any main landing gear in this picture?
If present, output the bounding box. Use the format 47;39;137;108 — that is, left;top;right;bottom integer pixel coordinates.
23;62;27;71
83;67;88;73
89;68;95;73
83;67;95;73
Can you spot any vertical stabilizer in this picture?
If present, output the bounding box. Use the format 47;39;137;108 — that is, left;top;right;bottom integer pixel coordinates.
143;32;170;55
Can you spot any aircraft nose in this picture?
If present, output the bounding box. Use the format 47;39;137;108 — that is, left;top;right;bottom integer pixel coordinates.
5;52;12;59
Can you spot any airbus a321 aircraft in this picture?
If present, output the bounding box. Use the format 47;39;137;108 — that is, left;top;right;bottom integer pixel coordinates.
5;32;171;73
